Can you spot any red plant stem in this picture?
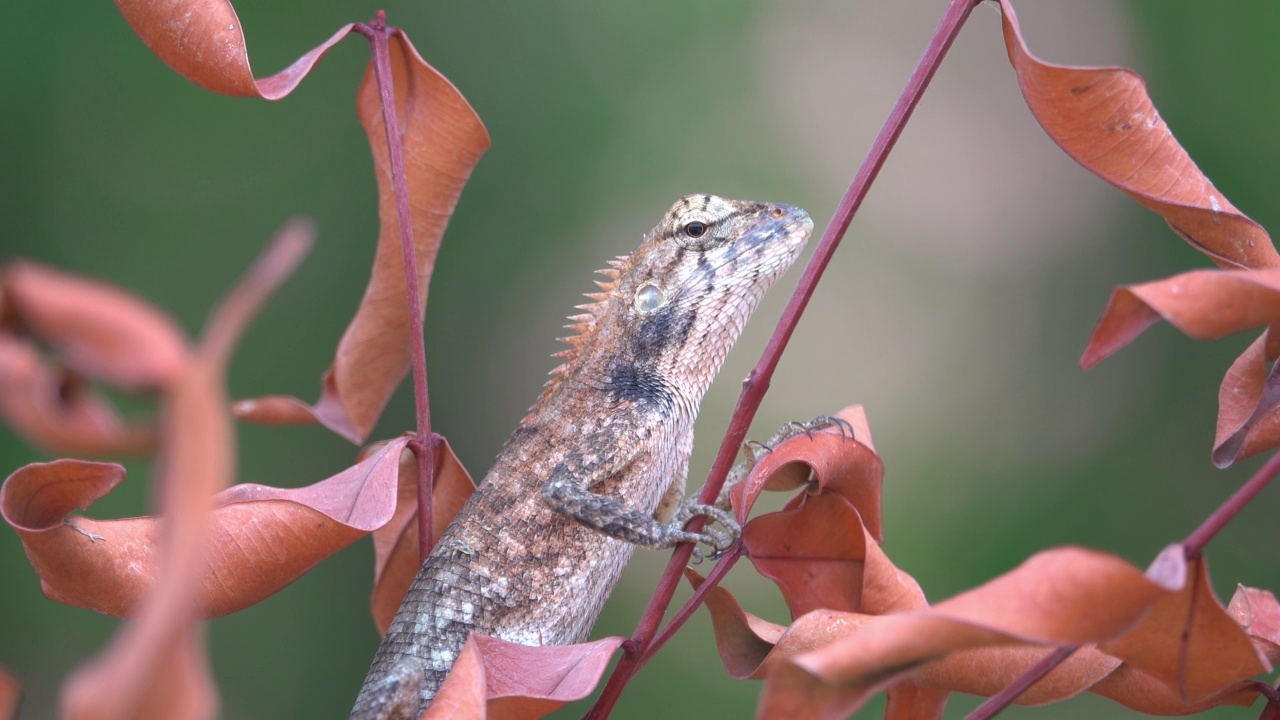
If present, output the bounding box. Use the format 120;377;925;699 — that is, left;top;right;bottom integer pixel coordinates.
356;11;436;560
965;645;1079;720
585;0;982;716
1183;448;1280;558
972;450;1280;720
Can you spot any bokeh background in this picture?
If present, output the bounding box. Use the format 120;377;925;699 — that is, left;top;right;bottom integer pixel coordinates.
4;1;1280;718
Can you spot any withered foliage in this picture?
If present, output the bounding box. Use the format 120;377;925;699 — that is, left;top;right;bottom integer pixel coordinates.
2;1;1279;719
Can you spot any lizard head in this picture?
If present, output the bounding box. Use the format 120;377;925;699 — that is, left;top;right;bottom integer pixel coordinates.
544;194;813;410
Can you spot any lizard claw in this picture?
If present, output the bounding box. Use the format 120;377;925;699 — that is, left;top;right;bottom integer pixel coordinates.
668;502;741;564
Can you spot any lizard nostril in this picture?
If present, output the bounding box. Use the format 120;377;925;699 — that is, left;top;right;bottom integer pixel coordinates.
770;206;784;218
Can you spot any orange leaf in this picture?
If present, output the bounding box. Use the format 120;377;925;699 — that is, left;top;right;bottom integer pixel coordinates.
0;261;189;389
58;224;310;720
2;437;409;618
733;406;890;618
1100;547;1271;704
0;336;155;456
999;0;1277;270
734;405;882;540
744;493;869;618
755;548;1169;718
1229;586;1280;662
427;635;625;720
238;31;490;442
1213;334;1280;466
1082;268;1280;369
370;436;476;635
0;666;19;720
113;0;352;99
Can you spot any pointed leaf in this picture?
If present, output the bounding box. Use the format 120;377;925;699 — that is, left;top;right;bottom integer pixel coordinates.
0;336;155;455
757;548;1168;718
999;0;1277;269
0;261;188;389
1082;268;1280;369
59;225;309;720
238;31;490;442
3;436;409;618
1100;547;1270;703
1214;334;1280;466
113;0;353;99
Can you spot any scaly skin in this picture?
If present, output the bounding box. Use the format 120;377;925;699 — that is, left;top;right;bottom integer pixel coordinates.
350;194;813;718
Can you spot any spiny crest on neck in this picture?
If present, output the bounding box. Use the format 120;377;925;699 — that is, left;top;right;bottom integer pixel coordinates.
530;250;637;407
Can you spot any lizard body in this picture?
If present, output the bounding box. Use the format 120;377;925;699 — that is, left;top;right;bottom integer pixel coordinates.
350;194;812;718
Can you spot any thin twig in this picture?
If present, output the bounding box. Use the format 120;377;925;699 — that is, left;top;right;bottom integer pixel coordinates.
965;645;1079;720
584;0;984;715
971;450;1280;719
354;11;437;560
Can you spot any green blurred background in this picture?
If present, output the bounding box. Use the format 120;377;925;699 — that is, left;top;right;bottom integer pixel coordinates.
3;1;1280;718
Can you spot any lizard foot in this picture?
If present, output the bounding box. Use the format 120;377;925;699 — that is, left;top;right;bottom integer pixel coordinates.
666;503;741;564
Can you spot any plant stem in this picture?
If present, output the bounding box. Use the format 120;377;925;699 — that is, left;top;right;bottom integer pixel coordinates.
585;0;983;715
965;645;1079;720
973;450;1280;719
1183;448;1280;559
356;11;436;560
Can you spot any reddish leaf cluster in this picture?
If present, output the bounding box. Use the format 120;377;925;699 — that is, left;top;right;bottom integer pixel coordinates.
3;0;1279;718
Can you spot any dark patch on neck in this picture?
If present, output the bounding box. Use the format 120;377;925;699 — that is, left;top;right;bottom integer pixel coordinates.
603;362;674;409
628;303;697;364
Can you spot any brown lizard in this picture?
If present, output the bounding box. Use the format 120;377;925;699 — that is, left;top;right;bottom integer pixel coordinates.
349;194;813;719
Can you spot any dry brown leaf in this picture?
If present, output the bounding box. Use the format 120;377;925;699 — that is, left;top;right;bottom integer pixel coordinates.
1212;332;1280;466
2;437;409;618
0;666;19;720
0;261;189;389
238;31;490;443
426;635;625;720
113;0;352;99
57;224;310;720
1076;268;1280;465
999;0;1277;270
749;548;1169;718
369;436;476;635
1081;269;1280;369
1101;547;1271;704
0;336;155;456
731;406;899;619
1229;586;1280;662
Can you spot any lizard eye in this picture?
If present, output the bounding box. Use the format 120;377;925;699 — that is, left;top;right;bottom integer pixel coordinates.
633;283;664;313
682;221;708;238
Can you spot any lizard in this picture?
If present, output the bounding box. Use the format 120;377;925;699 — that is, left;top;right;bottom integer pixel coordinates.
349;193;814;719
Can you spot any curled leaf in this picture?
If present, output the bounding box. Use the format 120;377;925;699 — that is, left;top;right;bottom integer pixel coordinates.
1100;547;1271;704
1082;268;1280;369
1213;334;1280;466
0;336;155;455
238;31;490;443
0;665;19;720
3;437;410;618
0;261;189;389
113;0;353;99
999;0;1277;269
428;635;625;720
59;224;312;720
732;406;887;618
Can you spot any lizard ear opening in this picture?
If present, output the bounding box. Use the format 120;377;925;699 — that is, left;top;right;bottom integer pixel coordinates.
633;283;665;314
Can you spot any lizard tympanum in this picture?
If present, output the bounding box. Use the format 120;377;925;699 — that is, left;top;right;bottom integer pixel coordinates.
349;194;813;719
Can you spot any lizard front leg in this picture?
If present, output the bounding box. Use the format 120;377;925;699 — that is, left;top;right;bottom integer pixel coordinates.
703;415;857;512
541;451;740;562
